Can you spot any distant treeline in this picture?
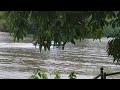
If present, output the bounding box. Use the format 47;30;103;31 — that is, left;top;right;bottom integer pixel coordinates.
0;24;10;32
103;25;120;38
0;11;10;32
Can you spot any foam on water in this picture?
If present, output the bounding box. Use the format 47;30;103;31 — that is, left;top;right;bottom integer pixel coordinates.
0;32;119;79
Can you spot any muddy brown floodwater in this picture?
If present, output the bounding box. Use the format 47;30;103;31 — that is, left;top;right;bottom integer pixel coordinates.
0;32;120;79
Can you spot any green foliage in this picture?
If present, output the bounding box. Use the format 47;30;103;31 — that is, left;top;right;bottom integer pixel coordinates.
0;11;10;32
52;71;61;79
107;33;120;64
4;11;29;42
4;11;108;49
103;25;120;38
68;72;77;79
30;69;77;79
30;69;48;79
2;11;120;63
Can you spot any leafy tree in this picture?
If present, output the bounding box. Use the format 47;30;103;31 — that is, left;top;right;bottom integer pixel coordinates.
107;34;120;64
2;11;120;63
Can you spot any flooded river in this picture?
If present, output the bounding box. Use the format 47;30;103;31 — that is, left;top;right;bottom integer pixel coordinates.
0;32;120;79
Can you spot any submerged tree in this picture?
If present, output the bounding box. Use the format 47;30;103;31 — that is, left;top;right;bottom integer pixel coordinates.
3;11;120;64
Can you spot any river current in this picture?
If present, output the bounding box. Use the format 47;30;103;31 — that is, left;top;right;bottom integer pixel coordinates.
0;32;119;79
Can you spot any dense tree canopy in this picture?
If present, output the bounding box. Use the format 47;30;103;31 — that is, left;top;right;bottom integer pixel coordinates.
2;11;120;64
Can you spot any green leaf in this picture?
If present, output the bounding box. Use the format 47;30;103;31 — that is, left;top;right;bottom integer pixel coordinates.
68;72;77;79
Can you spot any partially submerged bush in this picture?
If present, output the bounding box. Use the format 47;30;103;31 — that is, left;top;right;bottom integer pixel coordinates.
107;34;120;64
30;69;77;79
